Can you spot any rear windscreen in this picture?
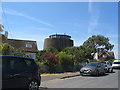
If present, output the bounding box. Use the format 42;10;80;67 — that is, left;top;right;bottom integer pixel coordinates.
113;62;120;64
101;62;106;64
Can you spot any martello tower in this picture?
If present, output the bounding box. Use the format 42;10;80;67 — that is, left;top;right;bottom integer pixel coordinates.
44;34;74;51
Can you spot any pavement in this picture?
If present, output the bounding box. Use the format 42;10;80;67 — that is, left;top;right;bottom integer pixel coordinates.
41;71;80;82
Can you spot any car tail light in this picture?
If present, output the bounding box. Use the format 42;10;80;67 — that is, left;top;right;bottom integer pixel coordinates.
37;68;41;73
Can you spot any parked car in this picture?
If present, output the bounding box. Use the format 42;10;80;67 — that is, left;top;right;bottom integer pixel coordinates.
112;60;120;69
1;55;41;90
101;61;113;73
80;62;105;76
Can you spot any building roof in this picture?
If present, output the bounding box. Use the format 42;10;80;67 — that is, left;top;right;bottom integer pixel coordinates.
98;51;115;61
49;34;71;39
7;39;38;53
98;51;114;57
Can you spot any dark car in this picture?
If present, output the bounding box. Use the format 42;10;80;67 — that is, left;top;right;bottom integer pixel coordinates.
1;55;41;90
80;62;105;76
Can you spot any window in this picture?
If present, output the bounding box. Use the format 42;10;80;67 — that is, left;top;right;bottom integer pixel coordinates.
103;54;107;58
26;43;32;48
114;62;120;64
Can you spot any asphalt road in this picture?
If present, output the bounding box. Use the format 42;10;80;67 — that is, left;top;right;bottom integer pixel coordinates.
40;70;119;89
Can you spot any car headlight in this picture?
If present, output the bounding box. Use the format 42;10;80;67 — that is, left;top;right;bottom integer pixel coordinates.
88;70;92;72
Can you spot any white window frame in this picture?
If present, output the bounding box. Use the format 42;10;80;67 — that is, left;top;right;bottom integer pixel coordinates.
26;43;32;48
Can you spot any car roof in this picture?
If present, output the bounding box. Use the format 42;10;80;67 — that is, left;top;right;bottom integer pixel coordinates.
113;60;120;62
0;55;34;60
88;62;100;64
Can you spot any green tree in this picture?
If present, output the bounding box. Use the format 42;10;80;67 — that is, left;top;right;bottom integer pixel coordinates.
0;43;26;56
83;35;114;55
47;47;58;54
37;50;47;58
63;46;93;63
0;24;3;32
0;43;14;55
57;51;74;71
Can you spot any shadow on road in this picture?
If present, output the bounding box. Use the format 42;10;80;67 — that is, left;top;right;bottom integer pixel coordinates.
60;74;80;79
60;71;115;79
39;86;48;90
107;71;116;73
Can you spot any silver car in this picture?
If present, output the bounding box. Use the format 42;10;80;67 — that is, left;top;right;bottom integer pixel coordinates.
101;61;113;73
80;62;105;76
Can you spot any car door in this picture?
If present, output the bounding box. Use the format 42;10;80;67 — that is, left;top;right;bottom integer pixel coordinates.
97;63;102;73
2;56;12;88
3;57;28;88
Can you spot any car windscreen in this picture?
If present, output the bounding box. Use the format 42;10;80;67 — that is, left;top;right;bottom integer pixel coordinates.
113;62;120;64
85;63;97;67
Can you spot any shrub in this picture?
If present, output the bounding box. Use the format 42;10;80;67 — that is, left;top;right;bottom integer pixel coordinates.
57;52;74;72
38;52;58;73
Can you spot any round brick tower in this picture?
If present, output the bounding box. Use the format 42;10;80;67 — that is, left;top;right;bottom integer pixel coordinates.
44;34;74;51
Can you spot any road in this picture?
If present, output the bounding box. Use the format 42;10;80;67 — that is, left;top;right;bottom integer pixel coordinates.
40;70;119;89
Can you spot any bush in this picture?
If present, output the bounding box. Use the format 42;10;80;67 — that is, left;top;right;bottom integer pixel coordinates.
38;52;59;73
57;52;74;72
88;59;99;62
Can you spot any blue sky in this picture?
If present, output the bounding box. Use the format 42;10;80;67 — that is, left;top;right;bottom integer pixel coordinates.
1;2;118;58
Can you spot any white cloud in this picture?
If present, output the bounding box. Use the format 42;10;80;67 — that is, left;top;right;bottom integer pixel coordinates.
2;8;54;27
88;2;100;34
88;17;99;34
88;0;92;13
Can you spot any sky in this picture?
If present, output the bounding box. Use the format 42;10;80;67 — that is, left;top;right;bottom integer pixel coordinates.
1;2;119;59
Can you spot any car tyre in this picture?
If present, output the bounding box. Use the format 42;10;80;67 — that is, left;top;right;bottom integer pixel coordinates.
28;80;39;90
102;70;105;76
96;70;99;76
111;68;113;73
80;73;83;76
107;68;110;73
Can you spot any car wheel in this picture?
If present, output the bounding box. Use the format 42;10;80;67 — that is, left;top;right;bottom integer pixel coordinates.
102;70;105;76
107;68;110;73
29;80;39;90
80;73;83;76
111;68;113;73
96;70;99;76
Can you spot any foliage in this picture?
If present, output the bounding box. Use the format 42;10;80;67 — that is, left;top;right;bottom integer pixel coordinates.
57;51;74;66
63;46;93;64
88;59;99;62
38;52;59;73
37;50;47;58
57;51;74;71
0;43;26;57
0;24;3;32
83;35;114;54
0;43;14;55
36;48;58;59
47;47;58;54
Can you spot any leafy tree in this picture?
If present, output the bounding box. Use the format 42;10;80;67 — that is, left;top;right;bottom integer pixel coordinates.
47;47;58;54
0;24;3;32
0;43;14;55
0;43;26;56
57;51;74;71
57;52;74;66
37;50;47;58
63;46;93;63
83;35;114;55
